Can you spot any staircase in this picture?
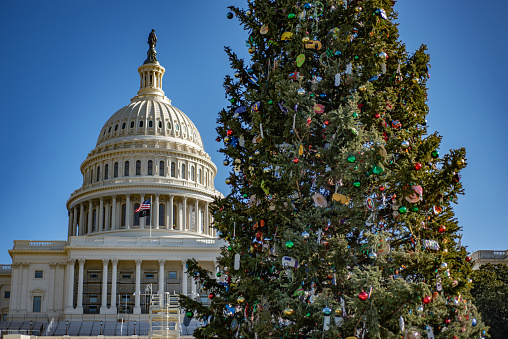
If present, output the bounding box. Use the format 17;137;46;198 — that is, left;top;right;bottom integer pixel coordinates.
149;292;180;339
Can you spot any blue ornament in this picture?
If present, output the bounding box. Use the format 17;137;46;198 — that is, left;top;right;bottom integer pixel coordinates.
304;3;313;9
472;318;477;326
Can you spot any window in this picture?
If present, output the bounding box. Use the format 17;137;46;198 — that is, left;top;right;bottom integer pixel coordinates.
114;124;118;131
191;166;195;181
136;160;141;176
124;161;130;177
159;161;165;176
198;169;202;184
97;166;100;182
4;291;10;299
148;120;153;128
159;204;165;227
121;295;130;303
114;162;119;178
168;271;177;280
122;122;126;129
133;203;140;226
158;121;162;128
89;295;98;303
145;273;155;279
175;123;180;132
104;164;109;180
89;272;99;279
34;270;43;279
181;164;186;179
139;120;144;128
130;121;134;128
88;305;98;312
170;162;176;177
121;204;126;226
167;122;171;130
108;126;111;133
33;296;41;312
148;160;153;175
122;273;131;279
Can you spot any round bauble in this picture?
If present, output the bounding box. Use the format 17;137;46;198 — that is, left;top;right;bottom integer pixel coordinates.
412;77;420;84
398;206;407;214
404;329;421;339
414;163;422;171
466;256;471;262
301;231;310;239
288;13;296;19
431;150;439;158
378;52;388;60
186;311;193;318
472;318;477;326
227;12;234;19
283;307;294;316
335;308;342;316
438;225;446;233
358;291;368;301
216;272;221;277
445;318;451;324
440;262;448;270
297;88;306;95
227;129;233;136
347;155;356;163
401;140;410;148
368;252;377;260
285;241;294;249
322;307;332;316
237;296;245;304
422;295;431;304
353;181;361;188
359;85;367;92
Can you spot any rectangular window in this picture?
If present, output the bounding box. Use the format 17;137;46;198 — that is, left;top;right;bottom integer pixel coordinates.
145;273;155;279
34;270;43;279
168;271;177;280
89;294;98;303
89;272;100;279
4;291;10;299
2;314;7;321
88;305;98;312
121;295;130;303
122;273;131;279
33;296;41;312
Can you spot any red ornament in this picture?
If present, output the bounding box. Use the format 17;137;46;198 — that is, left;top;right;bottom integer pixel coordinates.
414;163;422;170
324;120;330;125
358;291;368;301
293;158;299;163
422;295;431;304
374;113;380;118
227;129;233;136
466;256;471;262
445;318;451;324
438;225;446;233
216;137;221;142
208;293;215;299
379;186;385;191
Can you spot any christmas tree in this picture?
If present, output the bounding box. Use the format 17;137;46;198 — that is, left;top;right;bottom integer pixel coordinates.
180;1;488;338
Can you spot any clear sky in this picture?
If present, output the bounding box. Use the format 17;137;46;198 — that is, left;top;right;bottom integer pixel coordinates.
0;0;506;264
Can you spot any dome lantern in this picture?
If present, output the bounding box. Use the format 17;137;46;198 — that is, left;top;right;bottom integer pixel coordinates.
134;29;167;100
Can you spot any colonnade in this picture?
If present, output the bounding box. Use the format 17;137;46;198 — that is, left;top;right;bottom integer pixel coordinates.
68;194;214;237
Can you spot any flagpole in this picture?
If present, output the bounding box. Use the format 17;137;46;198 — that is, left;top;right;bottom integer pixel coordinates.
150;195;152;238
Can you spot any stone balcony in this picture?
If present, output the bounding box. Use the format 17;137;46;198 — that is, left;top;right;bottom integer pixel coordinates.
471;249;508;269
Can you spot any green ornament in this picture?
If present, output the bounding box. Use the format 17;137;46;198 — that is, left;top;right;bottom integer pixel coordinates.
285;241;294;249
243;193;248;198
216;272;222;277
372;165;384;174
228;246;233;251
352;112;358;118
410;206;418;212
288;13;296;19
186;311;193;318
230;98;236;103
431;150;439;158
347;156;356;163
353;181;361;188
306;312;311;317
268;100;273;104
398;206;407;213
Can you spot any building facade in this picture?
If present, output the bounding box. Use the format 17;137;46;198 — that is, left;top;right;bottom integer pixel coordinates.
471;250;508;270
1;33;223;322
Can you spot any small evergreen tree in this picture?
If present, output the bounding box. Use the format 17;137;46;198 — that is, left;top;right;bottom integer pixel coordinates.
180;1;487;338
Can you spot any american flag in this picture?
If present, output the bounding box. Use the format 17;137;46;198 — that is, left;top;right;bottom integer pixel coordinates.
135;198;151;213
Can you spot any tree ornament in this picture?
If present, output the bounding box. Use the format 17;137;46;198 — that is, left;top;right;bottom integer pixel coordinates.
354;6;362;13
186;311;193;318
358;291;368;301
225;178;231;185
422;295;431;304
368;252;377;260
472;318;477;326
412;77;420;84
353;181;361;187
227;12;234;19
445;318;451;324
466;256;471;262
285;240;294;249
438;225;446;233
237;296;245;304
293;158;299;163
456;158;465;167
414;163;422;170
297;88;306;95
284;307;294;316
288;13;296;19
216;272;221;277
440;262;448;270
398;206;407;213
208;293;215;299
359;85;367;92
322;307;332;316
347;156;356;163
404;329;421;339
431;150;439;158
301;231;310;239
401;141;410;148
227;129;233;136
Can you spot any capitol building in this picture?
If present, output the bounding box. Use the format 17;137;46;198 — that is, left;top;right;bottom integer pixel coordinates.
0;31;223;335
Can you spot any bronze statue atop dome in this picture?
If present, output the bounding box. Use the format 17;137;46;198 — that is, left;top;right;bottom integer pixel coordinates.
144;29;158;64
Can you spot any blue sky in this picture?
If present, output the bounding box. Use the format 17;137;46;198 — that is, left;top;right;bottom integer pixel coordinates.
0;1;506;264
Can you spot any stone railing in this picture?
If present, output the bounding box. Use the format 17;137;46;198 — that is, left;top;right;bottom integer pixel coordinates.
69;236;221;248
12;241;67;251
0;265;12;273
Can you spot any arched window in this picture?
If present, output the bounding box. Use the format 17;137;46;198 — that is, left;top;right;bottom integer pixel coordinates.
139;120;144;128
114;124;118;131
148;160;153;175
124;161;130;177
122;122;126;129
170;162;176;177
130;121;134;128
121;204;126;227
158;121;162;128
175;123;180;132
148;120;153;128
104;164;109;180
97;166;101;182
136;160;141;176
133;203;140;226
114;162;119;178
159;204;165;227
159;160;165;176
181;163;186;179
191;166;195;181
198;168;202;184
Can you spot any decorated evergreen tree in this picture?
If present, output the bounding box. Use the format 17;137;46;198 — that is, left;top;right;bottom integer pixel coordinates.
180;1;488;338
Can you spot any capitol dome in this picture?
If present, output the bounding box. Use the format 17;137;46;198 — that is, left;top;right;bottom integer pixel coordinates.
66;32;219;239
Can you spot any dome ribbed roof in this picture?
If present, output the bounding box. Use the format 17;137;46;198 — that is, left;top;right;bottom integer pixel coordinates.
96;97;203;149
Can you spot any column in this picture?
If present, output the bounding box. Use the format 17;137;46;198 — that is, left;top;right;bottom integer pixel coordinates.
183;197;187;230
195;199;199;233
110;259;118;312
134;259;142;314
73;206;78;236
79;203;85;235
68;210;73;237
99;197;104;232
111;195;117;230
105;201;110;230
48;263;56;312
126;194;131;229
140;194;145;229
88;200;93;234
19;263;29;311
158;260;165;300
155;194;160;229
9;263;20;311
76;259;85;311
100;259;109;313
168;195;174;230
205;203;210;236
65;259;76;310
181;260;188;296
56;263;66;312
